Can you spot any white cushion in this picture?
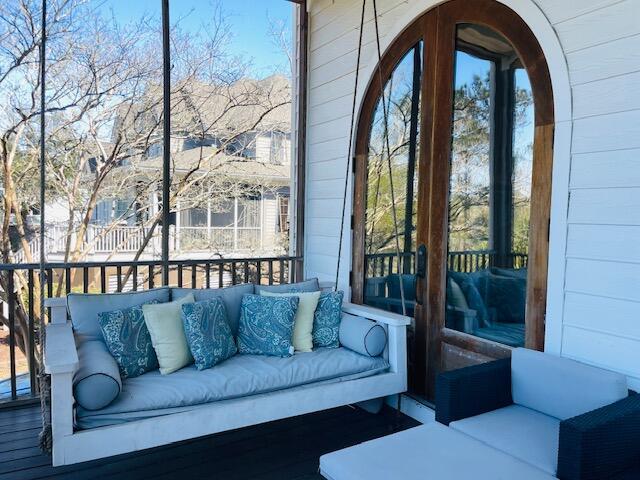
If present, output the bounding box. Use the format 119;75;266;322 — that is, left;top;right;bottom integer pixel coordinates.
320;422;555;480
450;405;560;475
511;347;628;420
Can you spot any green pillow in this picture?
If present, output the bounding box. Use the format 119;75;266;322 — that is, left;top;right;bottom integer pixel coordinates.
143;294;195;374
261;290;321;352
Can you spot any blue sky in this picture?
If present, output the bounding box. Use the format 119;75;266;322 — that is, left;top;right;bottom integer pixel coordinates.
100;0;293;76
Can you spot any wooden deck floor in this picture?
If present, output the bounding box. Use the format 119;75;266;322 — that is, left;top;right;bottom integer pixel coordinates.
0;403;419;480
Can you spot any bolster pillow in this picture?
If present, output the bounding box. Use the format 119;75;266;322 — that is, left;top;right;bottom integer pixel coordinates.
73;340;122;411
339;314;387;357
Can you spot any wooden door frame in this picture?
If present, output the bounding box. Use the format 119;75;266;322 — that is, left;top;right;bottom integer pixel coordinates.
351;14;430;393
351;0;554;398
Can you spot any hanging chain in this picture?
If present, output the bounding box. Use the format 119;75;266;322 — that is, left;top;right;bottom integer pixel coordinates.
372;0;407;316
38;0;53;453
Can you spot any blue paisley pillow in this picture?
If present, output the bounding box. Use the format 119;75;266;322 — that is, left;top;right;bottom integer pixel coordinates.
312;291;344;348
237;294;299;357
98;301;159;378
181;299;237;370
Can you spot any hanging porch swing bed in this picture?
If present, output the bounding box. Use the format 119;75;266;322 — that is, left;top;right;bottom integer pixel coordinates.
42;0;413;467
44;281;409;466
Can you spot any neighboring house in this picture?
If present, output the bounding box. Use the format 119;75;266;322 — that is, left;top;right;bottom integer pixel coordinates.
36;75;293;262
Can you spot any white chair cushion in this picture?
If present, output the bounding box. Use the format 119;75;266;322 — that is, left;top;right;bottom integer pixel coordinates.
511;347;628;420
320;422;555;480
450;404;560;475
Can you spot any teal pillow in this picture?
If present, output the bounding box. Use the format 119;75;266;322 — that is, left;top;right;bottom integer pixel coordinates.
98;301;159;378
237;294;299;357
181;299;237;370
312;291;344;348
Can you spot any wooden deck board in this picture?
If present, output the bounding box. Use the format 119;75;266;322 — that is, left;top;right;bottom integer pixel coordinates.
0;404;419;480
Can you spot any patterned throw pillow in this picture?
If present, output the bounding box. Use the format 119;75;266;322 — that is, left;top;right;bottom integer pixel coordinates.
98;301;159;378
181;299;237;370
237;294;299;357
312;291;344;348
260;290;321;352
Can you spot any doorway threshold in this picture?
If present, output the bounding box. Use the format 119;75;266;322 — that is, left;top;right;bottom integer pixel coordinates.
386;393;435;424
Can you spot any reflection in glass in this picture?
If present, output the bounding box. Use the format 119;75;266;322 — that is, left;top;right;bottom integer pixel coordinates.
445;24;534;347
362;42;423;319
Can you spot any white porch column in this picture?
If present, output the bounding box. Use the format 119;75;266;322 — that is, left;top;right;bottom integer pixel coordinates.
175;202;181;252
233;197;239;250
260;190;264;250
207;199;212;242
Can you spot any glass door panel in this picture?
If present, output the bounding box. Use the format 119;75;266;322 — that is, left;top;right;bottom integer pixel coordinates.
363;42;423;318
445;24;534;348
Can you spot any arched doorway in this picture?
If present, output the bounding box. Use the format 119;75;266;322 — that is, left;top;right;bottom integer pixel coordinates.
351;0;554;399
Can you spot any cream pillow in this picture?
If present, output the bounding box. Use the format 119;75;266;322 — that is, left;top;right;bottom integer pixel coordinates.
143;294;195;374
261;290;321;352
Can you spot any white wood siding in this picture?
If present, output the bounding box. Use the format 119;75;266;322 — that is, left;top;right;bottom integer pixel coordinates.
304;0;640;388
255;135;271;163
262;193;278;250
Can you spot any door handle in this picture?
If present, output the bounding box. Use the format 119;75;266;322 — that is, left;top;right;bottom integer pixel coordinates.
416;244;427;306
416;244;427;278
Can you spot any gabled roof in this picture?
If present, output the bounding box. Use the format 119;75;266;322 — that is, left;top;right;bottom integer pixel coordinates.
113;75;291;141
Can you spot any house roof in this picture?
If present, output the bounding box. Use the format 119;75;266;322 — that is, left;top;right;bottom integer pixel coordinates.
114;75;291;142
173;75;291;135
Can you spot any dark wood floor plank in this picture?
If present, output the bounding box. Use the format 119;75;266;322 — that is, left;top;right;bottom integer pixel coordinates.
0;427;43;445
0;446;44;463
0;436;41;453
0;404;419;480
0;407;41;417
0;420;42;434
0;454;51;475
0;411;41;427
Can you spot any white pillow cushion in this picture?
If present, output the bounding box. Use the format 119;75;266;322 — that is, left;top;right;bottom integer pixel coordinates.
261;290;321;352
143;294;195;374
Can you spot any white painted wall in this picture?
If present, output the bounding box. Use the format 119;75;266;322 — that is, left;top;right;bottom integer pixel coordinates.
304;0;640;389
255;134;272;163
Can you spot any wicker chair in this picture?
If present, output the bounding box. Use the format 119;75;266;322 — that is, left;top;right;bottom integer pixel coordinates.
436;349;640;480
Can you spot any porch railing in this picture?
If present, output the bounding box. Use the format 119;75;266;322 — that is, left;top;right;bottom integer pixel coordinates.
0;255;302;404
13;224;272;261
365;250;528;278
